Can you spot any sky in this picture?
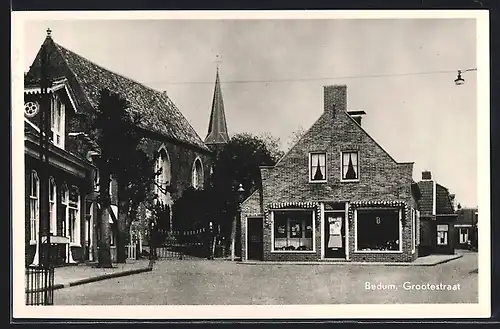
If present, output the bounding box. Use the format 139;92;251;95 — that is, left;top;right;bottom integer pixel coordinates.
22;16;479;207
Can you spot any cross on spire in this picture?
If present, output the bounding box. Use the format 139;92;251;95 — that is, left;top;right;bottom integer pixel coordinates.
46;28;52;38
214;55;222;71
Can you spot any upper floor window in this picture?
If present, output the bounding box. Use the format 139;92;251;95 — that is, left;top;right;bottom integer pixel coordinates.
154;147;171;204
341;151;359;181
51;94;65;148
192;158;204;189
309;152;327;182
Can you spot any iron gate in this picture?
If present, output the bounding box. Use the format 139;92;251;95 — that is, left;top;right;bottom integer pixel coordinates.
25;265;55;305
149;227;214;260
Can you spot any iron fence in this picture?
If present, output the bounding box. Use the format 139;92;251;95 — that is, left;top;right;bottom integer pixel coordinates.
149;227;213;260
25;266;55;306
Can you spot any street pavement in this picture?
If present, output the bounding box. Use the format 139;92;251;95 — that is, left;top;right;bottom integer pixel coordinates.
54;252;478;305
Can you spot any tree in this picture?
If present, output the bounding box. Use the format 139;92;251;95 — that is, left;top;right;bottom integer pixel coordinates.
285;126;306;151
209;133;278;245
90;89;156;266
258;132;285;163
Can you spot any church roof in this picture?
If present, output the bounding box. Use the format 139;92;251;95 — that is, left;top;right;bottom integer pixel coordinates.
204;69;229;145
25;34;209;152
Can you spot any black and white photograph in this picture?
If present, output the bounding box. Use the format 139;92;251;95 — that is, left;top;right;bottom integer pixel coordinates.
12;10;490;319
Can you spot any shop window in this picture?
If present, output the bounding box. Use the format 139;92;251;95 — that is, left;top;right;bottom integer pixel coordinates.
309;152;327;182
356;208;401;252
273;210;314;251
437;224;448;245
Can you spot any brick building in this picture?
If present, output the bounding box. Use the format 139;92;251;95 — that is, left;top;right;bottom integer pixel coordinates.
24;30;213;265
240;85;422;263
417;171;457;255
454;207;478;250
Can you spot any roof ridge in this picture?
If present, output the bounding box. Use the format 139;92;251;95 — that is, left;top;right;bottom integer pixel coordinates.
52;41;208;151
55;42;167;97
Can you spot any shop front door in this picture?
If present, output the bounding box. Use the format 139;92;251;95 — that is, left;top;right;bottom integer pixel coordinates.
324;212;346;259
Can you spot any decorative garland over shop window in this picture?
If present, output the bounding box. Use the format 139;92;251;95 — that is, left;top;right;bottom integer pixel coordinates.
348;200;409;225
264;201;321;228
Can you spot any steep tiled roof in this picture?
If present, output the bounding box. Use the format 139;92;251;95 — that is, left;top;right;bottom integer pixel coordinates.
417;180;456;216
435;183;455;215
25;36;209;152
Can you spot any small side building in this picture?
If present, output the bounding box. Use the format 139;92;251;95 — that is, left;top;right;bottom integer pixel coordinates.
417;171;458;255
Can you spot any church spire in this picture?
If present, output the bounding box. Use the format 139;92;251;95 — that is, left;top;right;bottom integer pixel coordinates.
205;57;229;147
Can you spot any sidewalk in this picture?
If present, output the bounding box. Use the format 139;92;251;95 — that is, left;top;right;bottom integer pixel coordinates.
26;259;153;293
239;254;462;266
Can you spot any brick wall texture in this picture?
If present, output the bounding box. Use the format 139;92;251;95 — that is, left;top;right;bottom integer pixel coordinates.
240;85;419;263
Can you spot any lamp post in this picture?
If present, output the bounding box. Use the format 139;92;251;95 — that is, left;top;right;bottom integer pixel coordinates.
454;68;477;85
230;183;245;261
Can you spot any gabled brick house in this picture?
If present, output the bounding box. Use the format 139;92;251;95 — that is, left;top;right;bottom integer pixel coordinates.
240;85;422;263
417;171;458;255
24;30;213;265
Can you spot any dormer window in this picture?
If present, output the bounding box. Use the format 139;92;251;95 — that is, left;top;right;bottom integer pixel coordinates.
51;94;65;148
341;151;359;181
309;152;327;182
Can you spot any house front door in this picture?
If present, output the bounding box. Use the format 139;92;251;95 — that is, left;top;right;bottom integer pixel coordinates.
324;212;346;259
247;217;263;261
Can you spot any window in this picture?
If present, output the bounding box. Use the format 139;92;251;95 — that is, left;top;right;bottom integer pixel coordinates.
459;227;469;244
50;94;65;148
49;177;57;235
29;171;39;243
60;184;68;237
411;208;416;253
68;186;80;245
192;158;204;189
356;208;401;252
437;224;448;245
309;152;326;182
341;151;359;181
155;148;171;203
273;210;314;251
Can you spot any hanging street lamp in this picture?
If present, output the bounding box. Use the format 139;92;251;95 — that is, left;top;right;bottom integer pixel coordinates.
454;68;477;86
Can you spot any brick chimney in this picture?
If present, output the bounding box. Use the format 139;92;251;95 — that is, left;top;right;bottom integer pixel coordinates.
324;85;347;116
422;170;432;180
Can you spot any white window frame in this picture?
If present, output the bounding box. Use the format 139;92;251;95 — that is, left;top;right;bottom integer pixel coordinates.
340;151;360;182
155;146;171;204
411;208;416;254
354;207;403;253
309;152;327;183
192;157;204;189
437;224;449;246
270;209;316;253
61;184;69;238
459;227;469;244
29;171;40;244
68;186;81;246
50;94;65;148
49;177;57;235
